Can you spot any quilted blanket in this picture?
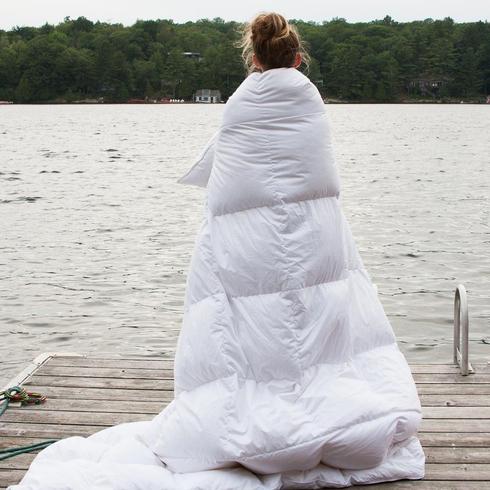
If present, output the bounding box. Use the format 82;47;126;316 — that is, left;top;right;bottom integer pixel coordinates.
10;67;425;489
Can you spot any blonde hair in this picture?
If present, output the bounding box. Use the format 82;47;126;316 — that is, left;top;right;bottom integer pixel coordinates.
238;12;310;74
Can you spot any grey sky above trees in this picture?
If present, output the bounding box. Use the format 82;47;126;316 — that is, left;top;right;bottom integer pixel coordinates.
1;0;489;29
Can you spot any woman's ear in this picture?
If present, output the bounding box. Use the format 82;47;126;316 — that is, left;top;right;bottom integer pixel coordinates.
252;53;263;71
293;53;302;68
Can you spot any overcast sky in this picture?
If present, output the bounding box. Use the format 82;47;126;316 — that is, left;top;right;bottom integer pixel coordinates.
1;0;488;30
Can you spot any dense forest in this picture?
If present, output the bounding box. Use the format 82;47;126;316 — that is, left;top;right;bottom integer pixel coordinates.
0;15;489;103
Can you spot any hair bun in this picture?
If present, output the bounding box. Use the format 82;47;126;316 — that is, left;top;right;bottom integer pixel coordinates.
239;11;309;72
252;13;289;42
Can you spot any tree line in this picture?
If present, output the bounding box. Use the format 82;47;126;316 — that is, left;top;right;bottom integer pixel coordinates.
0;15;489;103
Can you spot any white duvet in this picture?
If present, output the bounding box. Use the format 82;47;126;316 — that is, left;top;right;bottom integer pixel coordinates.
10;67;425;489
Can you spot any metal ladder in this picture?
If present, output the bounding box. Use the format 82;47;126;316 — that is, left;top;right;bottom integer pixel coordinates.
453;284;474;375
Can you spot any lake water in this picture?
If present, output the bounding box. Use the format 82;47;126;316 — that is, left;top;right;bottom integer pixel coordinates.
1;104;489;383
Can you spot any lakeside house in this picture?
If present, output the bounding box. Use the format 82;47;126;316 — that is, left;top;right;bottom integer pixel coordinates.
0;100;13;104
182;52;203;61
73;98;104;104
194;89;221;103
408;77;450;97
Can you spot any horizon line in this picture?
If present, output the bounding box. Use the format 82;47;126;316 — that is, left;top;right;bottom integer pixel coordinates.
2;15;489;31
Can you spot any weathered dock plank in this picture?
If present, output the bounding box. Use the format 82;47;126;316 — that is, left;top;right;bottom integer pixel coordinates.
418;432;490;447
413;373;490;383
0;437;55;451
419;394;490;406
46;357;173;370
424;463;490;480
25;375;174;390
36;366;175;379
416;384;490;395
368;482;487;489
409;364;488;374
1;356;489;488
17;398;165;414
1;409;153;426
0;470;26;489
420;419;490;432
0;423;103;438
425;447;490;463
23;385;172;401
423;407;490;418
0;455;36;471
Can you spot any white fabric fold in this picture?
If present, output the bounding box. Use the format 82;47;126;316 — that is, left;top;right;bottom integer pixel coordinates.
177;130;219;187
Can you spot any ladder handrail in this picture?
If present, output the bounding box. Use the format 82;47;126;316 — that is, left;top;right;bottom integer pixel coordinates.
453;284;473;375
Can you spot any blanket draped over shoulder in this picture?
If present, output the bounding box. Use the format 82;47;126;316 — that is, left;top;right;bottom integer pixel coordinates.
10;68;425;490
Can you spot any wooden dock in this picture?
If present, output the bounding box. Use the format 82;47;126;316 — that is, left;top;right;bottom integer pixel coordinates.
1;353;489;489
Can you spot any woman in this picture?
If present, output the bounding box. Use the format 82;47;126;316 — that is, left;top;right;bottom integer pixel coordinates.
12;12;425;490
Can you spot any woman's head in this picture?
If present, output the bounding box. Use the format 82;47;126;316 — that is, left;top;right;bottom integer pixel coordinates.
239;12;310;73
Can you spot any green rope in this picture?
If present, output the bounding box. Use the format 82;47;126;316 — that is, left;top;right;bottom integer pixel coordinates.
0;386;17;416
0;440;59;461
0;386;59;460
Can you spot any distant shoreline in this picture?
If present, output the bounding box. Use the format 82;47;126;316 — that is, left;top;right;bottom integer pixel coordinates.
2;17;489;105
1;100;488;105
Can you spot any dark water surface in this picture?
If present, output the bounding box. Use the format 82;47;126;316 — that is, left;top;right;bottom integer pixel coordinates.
1;104;489;382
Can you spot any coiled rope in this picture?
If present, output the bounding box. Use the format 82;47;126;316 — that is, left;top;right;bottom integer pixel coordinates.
0;386;46;416
0;386;58;460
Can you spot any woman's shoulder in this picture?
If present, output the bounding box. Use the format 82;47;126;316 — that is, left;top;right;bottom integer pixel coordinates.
223;68;324;127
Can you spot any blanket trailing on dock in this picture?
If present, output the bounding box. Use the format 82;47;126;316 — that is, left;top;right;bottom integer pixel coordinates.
11;67;425;489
